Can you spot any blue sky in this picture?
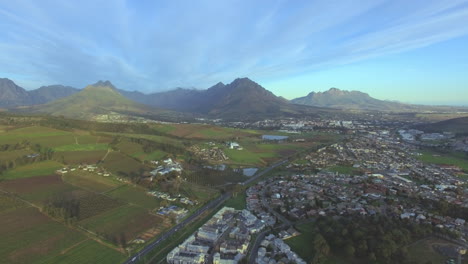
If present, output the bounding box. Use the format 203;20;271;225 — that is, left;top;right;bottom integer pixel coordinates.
1;0;467;105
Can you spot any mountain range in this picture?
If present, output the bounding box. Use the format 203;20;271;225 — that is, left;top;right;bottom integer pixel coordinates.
2;77;466;121
0;78;79;107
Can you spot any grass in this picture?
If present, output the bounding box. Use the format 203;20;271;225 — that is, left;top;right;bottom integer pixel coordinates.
224;193;246;210
54;144;108;152
41;239;125;264
107;185;161;210
417;150;468;172
2;160;63;180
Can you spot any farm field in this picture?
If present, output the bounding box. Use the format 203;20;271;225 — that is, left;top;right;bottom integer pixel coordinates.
41;239;125;264
1;160;63;180
101;151;148;176
62;171;122;193
0;175;78;204
79;204;163;241
0;207;90;264
107;185;161;210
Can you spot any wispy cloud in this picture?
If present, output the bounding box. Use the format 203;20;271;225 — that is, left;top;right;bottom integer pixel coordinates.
0;0;467;92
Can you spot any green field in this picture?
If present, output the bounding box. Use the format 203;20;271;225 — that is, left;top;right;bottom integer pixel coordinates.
42;240;125;264
54;144;108;152
2;160;63;180
107;185;161;209
417;150;468;172
79;205;161;241
224;193;246;210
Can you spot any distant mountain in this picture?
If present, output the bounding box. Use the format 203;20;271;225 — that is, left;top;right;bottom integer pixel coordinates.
28;81;180;121
291;88;411;111
29;85;80;105
0;78;80;107
0;78;31;107
121;77;312;119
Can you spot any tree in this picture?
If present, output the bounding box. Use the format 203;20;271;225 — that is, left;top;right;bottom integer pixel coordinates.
344;244;355;257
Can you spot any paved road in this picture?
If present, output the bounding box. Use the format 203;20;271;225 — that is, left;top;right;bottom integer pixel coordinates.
247;230;268;263
124;193;230;264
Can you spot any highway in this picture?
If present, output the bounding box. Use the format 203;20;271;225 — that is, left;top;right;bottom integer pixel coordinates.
124;193;230;264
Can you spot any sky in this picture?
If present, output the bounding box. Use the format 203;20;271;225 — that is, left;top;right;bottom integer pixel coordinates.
1;0;468;105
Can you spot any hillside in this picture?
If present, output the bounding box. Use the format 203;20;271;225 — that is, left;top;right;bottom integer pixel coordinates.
291;88;412;111
29;81;179;121
415;116;468;134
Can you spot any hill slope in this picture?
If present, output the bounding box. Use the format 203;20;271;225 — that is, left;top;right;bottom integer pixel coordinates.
291;88;411;111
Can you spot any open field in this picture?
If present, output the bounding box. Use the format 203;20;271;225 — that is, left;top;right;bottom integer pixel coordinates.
0;207;89;264
1;160;63;180
41;239;125;264
418;150;468;172
62;171;122;193
107;185;161;210
101;151;148;176
79;204;163;241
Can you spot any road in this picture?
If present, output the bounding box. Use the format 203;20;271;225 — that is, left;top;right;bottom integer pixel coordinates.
124;193;230;264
